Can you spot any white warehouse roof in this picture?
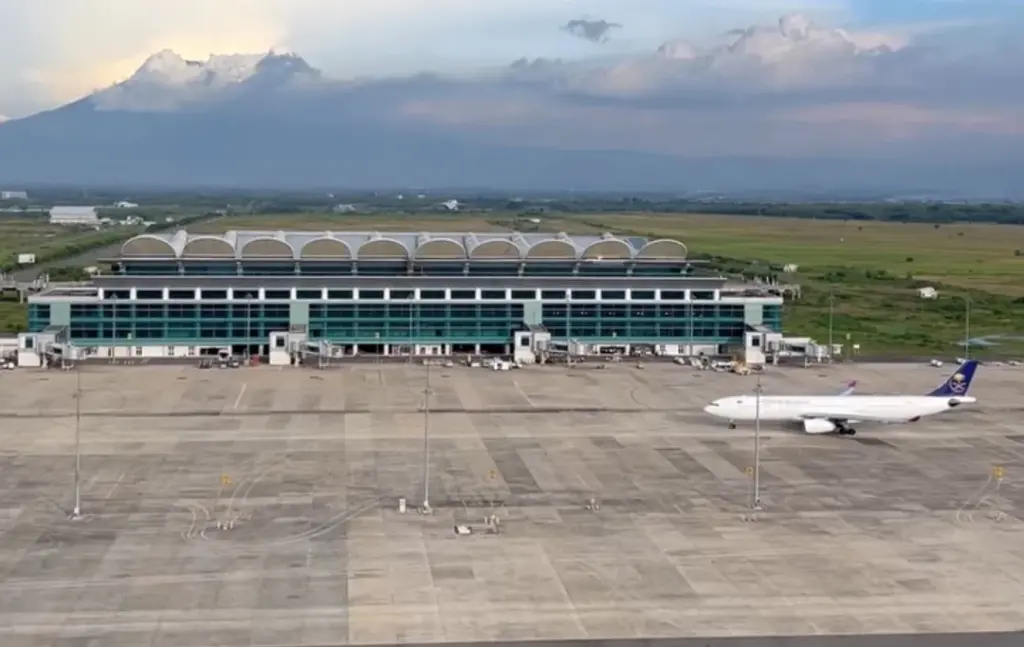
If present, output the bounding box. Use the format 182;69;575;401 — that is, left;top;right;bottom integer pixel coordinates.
119;230;689;262
50;206;98;215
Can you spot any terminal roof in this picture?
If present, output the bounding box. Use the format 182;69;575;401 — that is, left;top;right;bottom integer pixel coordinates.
119;230;689;262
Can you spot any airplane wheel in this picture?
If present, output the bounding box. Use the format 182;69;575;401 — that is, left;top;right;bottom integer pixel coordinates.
728;423;736;430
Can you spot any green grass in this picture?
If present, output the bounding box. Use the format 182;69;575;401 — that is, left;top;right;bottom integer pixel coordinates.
549;213;1024;358
0;217;147;271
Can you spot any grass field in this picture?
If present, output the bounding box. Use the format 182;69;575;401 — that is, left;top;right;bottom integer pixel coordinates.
0;217;145;271
189;212;1024;358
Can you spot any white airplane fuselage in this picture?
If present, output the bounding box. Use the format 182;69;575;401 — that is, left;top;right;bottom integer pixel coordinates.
705;394;976;424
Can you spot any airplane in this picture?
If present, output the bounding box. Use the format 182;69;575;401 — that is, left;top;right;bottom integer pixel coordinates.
702;360;978;436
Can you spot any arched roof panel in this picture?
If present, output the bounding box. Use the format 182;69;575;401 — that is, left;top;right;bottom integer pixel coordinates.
581;238;633;260
637;239;688;260
181;235;236;258
299;237;354;259
526;239;578;260
357;237;409;260
415;238;467;260
469;238;523;260
240;237;296;258
120;234;177;258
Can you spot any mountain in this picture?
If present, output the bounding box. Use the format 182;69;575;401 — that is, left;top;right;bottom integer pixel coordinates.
0;15;1018;195
90;49;321;111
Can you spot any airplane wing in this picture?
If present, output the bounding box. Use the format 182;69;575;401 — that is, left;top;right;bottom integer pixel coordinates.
838;380;857;396
800;411;899;423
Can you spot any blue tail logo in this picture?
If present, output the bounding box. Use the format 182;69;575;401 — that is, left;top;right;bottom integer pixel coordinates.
928;360;979;397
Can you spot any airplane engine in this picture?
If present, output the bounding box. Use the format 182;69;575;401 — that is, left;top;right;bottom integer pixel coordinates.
802;418;837;434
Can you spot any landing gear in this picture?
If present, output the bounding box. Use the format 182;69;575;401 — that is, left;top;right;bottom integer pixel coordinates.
836;424;857;436
728;421;737;430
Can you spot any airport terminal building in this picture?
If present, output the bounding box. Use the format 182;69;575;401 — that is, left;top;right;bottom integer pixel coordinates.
18;229;784;365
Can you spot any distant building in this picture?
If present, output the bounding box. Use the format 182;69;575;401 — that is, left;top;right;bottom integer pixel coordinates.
114;201;139;208
49;206;99;225
918;286;938;299
1;190;28;200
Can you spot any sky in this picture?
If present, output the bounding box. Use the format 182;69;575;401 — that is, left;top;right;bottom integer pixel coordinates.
0;0;1021;170
1;0;1016;117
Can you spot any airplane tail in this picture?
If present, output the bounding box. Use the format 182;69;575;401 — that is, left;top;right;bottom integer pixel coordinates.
928;360;979;397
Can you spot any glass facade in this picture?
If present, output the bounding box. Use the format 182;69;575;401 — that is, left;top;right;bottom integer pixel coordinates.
29;299;782;346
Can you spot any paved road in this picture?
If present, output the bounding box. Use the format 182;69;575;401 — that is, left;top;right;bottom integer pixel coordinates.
352;634;1023;647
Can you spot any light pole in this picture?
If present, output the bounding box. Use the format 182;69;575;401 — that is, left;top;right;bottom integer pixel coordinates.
421;355;432;513
687;299;694;358
110;294;117;359
828;293;834;364
71;364;82;519
964;296;971;360
751;373;763;510
244;292;253;359
408;295;415;363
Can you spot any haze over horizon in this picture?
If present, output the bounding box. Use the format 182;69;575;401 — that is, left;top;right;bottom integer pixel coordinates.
0;0;1022;195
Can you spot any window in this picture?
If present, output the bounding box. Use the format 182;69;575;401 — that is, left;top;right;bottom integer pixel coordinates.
631;290;655;300
570;290;596;300
480;289;506;300
235;290;258;301
71;304;99;317
600;305;627;318
201;289;227;300
358;289;384;300
601;290;626;300
390;289;414;300
693;305;716;318
275;336;285;348
719;305;744;318
264;289;291;300
232;304;257;317
541;290;566;300
511;290;536;300
326;304;355;318
168;289;195;300
450;305;476;319
450;289;475;300
520;335;530;347
661;290;686;300
327;289;353;299
103;290;131;300
167;304;196;318
134;346;143;357
136;289;163;300
200;305;228;318
296;289;322;300
420;289;445;300
691;290;715;301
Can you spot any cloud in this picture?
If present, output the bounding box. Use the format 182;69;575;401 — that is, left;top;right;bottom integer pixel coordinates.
1;3;1022;176
0;0;838;117
386;12;1024;161
562;18;622;43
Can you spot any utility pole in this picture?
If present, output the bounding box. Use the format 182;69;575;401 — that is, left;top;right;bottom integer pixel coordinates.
71;365;83;520
421;357;432;513
751;373;763;510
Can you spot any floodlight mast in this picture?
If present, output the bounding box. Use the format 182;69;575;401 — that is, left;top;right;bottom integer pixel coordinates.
72;365;82;519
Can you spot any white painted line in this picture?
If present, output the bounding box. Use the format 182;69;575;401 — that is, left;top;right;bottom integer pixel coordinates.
233;383;247;410
105;472;125;500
